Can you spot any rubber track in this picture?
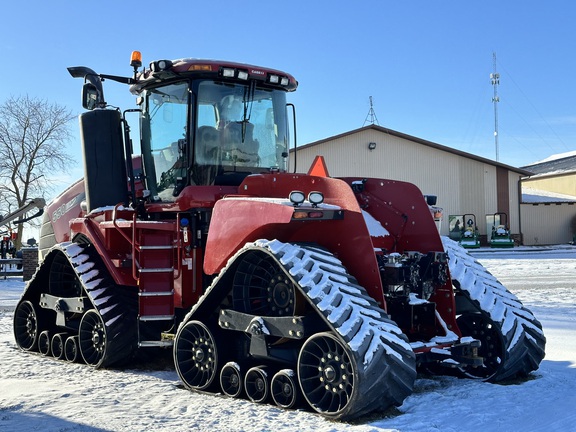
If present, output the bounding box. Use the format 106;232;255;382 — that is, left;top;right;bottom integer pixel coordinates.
183;239;417;419
19;242;137;368
442;237;546;381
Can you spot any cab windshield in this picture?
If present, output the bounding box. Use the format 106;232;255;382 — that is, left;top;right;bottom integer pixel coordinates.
140;80;289;201
193;81;289;186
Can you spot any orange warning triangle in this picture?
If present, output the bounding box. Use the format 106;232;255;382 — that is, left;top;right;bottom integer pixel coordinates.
307;155;330;177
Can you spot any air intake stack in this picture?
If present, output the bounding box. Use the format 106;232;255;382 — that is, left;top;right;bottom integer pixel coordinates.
79;109;128;212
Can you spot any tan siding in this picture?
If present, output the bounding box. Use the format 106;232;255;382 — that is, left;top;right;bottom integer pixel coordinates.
483;164;498;222
457;159;485;229
522;174;576;196
290;128;520;238
521;203;576;245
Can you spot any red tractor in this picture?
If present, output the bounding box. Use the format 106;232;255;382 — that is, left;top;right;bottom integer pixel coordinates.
13;52;545;420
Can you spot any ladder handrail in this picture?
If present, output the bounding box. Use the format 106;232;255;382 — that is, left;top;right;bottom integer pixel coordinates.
111;204;141;280
111;203;181;281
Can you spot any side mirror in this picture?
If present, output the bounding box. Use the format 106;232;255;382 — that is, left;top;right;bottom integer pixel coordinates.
68;66;106;110
82;83;100;110
424;195;437;206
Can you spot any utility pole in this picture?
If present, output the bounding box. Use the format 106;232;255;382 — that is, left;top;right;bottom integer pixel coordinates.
363;96;380;126
490;52;500;161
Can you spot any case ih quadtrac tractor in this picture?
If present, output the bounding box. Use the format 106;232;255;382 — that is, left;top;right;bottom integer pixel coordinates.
13;52;545;420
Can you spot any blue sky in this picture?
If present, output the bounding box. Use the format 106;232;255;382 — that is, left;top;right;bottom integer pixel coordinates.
1;1;575;191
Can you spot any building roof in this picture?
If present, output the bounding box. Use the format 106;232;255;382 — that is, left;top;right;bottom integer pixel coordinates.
521;152;576;177
294;124;533;176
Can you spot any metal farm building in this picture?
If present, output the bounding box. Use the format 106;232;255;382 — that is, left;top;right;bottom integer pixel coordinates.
290;125;576;245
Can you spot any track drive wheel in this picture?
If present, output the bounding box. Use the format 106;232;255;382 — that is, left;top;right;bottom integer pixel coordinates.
174;321;218;390
457;312;504;379
49;251;83;298
232;251;299;317
79;309;108;367
13;300;41;351
298;332;357;417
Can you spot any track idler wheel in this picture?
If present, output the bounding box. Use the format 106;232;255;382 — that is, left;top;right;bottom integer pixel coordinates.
38;330;51;356
13;300;40;351
271;369;300;409
244;366;269;403
298;332;357;417
51;333;67;360
65;336;80;362
174;321;219;390
79;309;108;367
220;362;243;398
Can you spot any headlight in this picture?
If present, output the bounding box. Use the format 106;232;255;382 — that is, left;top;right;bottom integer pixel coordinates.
150;59;173;72
308;191;324;206
289;191;305;206
221;68;235;78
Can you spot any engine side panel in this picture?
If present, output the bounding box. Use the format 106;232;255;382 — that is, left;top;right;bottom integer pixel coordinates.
338;177;444;252
39;179;85;256
339;177;459;334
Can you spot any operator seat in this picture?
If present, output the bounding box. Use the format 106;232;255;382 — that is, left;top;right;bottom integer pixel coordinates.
193;126;220;185
196;126;220;164
221;121;259;166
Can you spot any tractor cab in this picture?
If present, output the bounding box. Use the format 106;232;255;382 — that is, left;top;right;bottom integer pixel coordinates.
68;54;297;212
133;60;295;203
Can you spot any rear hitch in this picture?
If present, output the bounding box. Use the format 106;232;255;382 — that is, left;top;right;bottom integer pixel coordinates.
416;338;483;368
450;338;483;367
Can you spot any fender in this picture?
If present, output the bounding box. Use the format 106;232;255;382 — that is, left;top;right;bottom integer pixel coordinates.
204;173;386;307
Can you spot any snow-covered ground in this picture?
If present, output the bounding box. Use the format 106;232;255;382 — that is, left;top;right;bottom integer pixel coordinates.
1;245;576;432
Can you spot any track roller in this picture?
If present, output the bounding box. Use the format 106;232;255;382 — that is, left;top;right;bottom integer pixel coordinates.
65;336;80;362
220;362;243;398
244;366;269;403
38;330;51;356
51;333;67;360
271;369;299;409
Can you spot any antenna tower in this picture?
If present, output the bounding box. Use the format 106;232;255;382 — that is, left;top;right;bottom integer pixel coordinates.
363;96;380;126
490;52;500;161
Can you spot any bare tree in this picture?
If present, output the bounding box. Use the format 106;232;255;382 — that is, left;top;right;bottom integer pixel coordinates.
0;95;74;249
